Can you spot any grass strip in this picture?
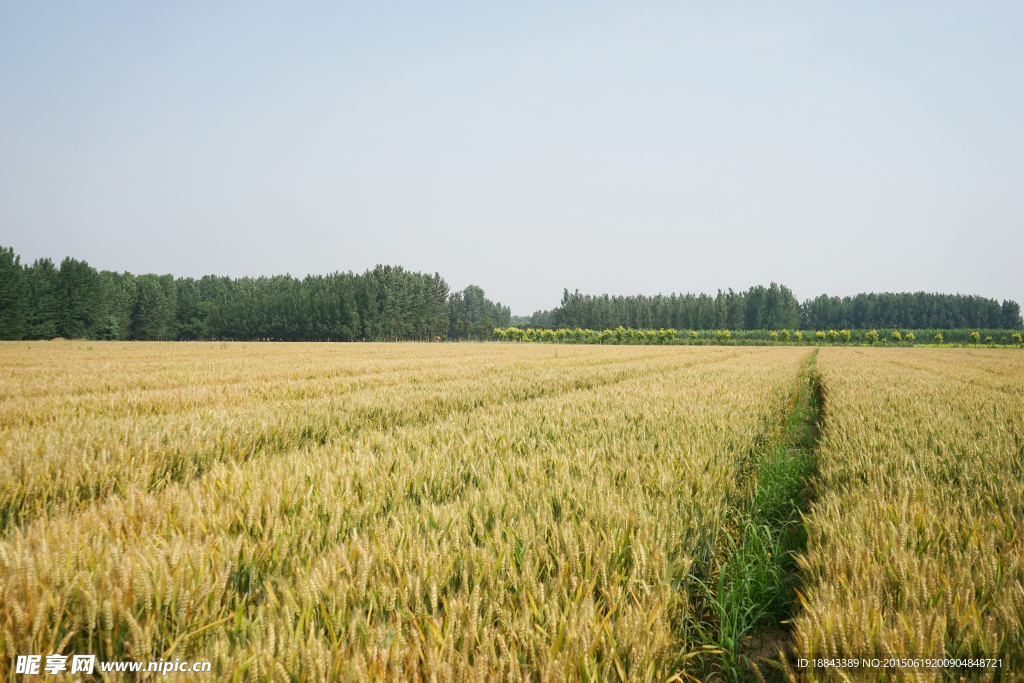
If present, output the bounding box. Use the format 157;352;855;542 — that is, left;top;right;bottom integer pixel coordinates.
691;350;823;682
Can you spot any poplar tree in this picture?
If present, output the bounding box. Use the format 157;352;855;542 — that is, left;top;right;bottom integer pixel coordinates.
0;247;27;340
24;258;60;339
56;257;103;338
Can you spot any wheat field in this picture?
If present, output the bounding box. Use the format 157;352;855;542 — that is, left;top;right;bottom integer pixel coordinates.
0;342;808;681
1;342;1021;681
793;348;1024;680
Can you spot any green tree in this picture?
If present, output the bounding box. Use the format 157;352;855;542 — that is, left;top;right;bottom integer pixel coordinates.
839;329;851;344
780;329;790;342
865;330;879;344
477;316;494;341
175;276;222;340
448;285;510;339
0;247;28;340
132;275;178;340
969;331;981;346
24;258;60;339
689;330;698;340
100;271;138;340
890;330;901;343
827;330;839;344
816;331;826;344
905;332;915;344
1012;333;1022;346
1002;300;1023;329
769;331;778;342
56;257;103;338
794;330;802;342
934;332;944;344
97;317;120;340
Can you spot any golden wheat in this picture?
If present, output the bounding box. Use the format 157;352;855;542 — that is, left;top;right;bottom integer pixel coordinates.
0;342;806;681
793;347;1024;681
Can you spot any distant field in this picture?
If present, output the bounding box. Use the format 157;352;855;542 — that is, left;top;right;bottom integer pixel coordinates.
0;342;1020;681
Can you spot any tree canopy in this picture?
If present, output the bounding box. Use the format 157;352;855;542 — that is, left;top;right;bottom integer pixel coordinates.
551;284;802;331
0;247;450;341
549;285;1021;331
447;285;511;340
0;246;1019;340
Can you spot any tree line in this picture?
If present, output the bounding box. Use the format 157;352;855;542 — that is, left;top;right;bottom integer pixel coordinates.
0;246;503;341
553;283;803;331
800;291;1020;330
552;284;1022;331
1;245;1019;341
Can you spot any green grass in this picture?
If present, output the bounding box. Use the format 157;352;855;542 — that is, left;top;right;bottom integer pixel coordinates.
693;351;822;682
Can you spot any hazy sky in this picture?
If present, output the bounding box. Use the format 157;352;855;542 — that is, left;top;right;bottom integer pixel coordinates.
2;2;1022;314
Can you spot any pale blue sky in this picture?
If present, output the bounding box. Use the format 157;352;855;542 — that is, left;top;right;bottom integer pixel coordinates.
2;2;1022;313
